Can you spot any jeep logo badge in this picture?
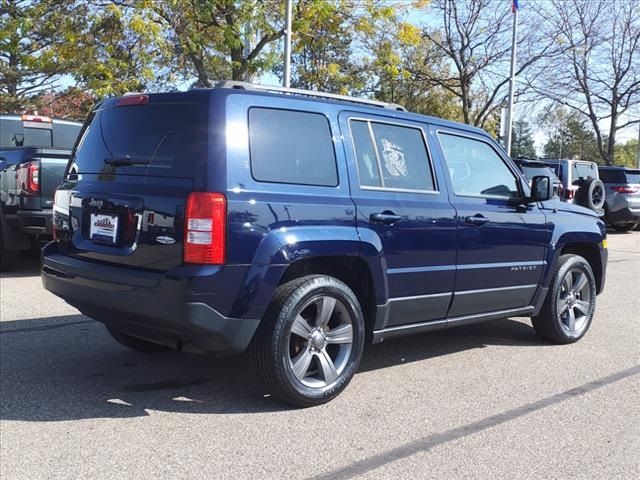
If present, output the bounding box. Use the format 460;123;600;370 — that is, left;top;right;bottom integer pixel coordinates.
88;199;103;208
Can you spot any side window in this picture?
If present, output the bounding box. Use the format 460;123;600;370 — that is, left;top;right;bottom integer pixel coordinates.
350;119;435;191
249;108;338;187
438;133;519;198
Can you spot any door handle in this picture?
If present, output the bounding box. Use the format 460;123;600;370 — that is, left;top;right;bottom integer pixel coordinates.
465;214;489;226
370;211;402;225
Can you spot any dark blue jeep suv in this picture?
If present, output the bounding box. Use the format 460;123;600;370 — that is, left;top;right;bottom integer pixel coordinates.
42;82;608;406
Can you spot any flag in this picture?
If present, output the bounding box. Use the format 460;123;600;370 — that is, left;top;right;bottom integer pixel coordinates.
512;0;519;13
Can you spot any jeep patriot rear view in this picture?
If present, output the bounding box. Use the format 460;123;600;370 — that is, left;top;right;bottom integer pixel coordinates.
42;83;608;406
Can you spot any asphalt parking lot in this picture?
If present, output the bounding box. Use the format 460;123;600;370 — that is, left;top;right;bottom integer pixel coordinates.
1;232;638;480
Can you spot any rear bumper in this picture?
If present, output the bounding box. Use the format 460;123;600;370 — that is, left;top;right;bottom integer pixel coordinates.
605;206;640;225
41;243;261;353
17;209;53;237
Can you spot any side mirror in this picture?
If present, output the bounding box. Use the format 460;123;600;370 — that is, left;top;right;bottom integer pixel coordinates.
530;175;552;202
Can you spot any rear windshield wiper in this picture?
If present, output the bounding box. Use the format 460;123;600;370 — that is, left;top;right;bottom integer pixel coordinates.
104;156;151;167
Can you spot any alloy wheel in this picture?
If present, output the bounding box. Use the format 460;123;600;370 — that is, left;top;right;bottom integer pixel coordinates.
557;267;593;336
287;295;354;389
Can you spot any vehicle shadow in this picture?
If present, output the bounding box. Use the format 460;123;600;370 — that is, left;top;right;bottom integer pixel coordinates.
0;314;546;422
0;249;41;279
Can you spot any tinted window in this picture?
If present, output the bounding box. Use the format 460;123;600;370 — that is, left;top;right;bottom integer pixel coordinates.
572;163;597;184
624;171;640;184
70;103;206;178
249;108;337;187
520;166;559;183
52;123;82;149
0;119;54;148
0;119;23;147
439;133;519;198
598;169;625;183
350;120;435;191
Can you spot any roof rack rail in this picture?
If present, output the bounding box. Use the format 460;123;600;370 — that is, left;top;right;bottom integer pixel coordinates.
216;81;406;111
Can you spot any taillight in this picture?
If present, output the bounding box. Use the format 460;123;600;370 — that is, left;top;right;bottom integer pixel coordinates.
17;162;39;195
184;192;226;264
611;186;639;194
566;189;575;200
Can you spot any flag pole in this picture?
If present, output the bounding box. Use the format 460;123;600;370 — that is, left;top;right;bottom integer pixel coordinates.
283;0;293;88
505;1;519;157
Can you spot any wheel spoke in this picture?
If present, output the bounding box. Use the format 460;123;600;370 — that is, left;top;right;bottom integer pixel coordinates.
291;348;314;380
316;349;338;384
564;272;573;292
572;272;588;295
315;297;336;328
291;314;313;338
567;308;576;332
325;324;353;344
574;299;590;315
558;299;570;314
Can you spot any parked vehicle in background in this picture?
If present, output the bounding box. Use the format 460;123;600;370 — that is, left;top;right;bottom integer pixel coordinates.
513;159;563;198
0;114;82;270
598;166;640;231
545;159;605;213
42;83;607;406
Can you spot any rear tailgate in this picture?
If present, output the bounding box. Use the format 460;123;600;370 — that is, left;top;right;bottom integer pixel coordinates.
35;149;71;208
54;91;210;272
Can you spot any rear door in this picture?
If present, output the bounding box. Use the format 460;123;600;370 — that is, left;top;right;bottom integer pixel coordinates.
55;93;209;271
431;126;548;318
339;112;457;329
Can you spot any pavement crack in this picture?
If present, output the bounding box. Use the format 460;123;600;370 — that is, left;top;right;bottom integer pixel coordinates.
309;364;640;480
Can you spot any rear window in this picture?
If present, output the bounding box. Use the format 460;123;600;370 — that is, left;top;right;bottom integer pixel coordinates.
601;169;640;184
520;166;559;182
1;119;81;149
571;162;597;184
69;103;206;178
248;108;338;187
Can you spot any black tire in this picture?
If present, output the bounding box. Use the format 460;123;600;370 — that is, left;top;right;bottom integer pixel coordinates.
532;254;597;344
612;223;636;232
576;178;605;211
250;275;365;407
105;326;169;353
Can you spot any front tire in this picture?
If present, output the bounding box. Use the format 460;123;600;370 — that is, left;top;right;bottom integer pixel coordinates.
250;275;365;407
532;254;597;344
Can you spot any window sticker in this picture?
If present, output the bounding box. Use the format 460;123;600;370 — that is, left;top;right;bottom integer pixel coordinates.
380;138;408;177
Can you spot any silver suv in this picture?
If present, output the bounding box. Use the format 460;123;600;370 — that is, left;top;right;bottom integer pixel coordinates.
545;159;605;212
598;166;640;231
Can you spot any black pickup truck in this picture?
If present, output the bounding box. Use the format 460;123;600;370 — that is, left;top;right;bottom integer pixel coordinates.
1;114;82;270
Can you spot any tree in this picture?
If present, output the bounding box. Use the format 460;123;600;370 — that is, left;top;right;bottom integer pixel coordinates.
614;139;639;167
0;0;87;112
541;108;601;162
532;0;640;165
29;87;96;121
146;0;293;86
418;0;559;128
511;120;537;158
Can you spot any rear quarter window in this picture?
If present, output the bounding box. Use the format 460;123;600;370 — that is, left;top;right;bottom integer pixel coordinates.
248;108;338;187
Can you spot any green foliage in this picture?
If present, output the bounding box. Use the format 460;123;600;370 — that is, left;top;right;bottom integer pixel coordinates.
541;109;601;163
511;120;537;158
614;139;639;168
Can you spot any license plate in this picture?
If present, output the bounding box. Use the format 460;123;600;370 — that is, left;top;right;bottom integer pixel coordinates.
90;213;119;244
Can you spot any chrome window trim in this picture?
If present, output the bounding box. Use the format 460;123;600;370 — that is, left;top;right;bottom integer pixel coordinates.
347;116;440;194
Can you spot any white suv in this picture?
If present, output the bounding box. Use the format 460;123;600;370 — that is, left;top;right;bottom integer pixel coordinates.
545;159;605;212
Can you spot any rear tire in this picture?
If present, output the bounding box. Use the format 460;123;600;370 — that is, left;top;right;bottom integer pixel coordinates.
532;254;596;344
250;275;365;407
105;326;169;353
